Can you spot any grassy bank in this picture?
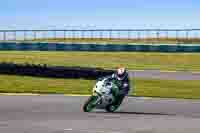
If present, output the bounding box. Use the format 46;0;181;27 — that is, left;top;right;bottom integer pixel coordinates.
18;37;200;44
0;51;200;71
0;74;200;99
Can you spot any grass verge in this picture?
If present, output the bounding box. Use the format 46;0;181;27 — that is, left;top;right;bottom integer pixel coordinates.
0;51;200;71
15;37;200;44
0;74;200;99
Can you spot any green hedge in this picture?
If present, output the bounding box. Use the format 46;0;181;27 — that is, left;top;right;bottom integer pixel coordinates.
1;42;200;52
0;62;114;79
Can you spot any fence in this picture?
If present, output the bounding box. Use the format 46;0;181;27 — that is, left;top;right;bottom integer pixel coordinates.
0;29;200;44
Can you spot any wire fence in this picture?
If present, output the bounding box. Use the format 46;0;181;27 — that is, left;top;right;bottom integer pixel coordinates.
0;29;200;44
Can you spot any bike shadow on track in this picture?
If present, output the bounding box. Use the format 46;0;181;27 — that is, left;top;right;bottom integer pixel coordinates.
91;110;177;116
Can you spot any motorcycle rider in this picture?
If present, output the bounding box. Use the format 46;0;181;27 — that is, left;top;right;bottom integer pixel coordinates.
106;67;131;108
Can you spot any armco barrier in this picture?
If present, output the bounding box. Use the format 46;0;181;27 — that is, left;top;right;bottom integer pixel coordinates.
0;42;200;52
0;63;114;79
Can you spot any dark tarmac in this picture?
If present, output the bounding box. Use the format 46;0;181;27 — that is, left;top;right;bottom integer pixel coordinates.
0;95;200;133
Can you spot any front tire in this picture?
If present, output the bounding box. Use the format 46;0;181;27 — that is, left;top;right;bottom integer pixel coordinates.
105;104;119;112
83;96;98;112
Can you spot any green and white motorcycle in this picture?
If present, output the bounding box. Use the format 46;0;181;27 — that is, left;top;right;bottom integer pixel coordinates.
82;77;121;112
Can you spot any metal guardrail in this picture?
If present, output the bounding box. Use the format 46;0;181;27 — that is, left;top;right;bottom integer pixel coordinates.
0;29;200;44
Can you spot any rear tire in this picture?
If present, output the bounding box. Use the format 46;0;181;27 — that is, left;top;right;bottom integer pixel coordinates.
83;96;98;112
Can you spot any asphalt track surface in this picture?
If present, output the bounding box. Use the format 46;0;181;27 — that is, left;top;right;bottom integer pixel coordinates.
129;70;200;80
0;95;200;133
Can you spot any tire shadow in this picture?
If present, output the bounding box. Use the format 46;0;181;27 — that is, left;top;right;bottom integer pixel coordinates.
92;110;176;116
115;111;176;116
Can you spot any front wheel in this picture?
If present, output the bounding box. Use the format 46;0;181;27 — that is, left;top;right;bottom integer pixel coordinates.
83;96;98;112
105;104;119;112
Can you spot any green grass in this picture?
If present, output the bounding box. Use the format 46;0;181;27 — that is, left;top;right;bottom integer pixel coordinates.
0;51;200;71
15;37;200;44
0;74;200;99
0;74;94;94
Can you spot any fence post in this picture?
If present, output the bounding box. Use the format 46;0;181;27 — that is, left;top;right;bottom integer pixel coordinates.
146;30;149;43
137;31;140;41
72;30;75;42
3;31;6;41
81;30;84;40
118;30;120;39
34;31;37;40
176;30;179;44
64;30;66;41
91;30;93;40
128;30;131;40
24;31;26;41
100;30;103;41
156;31;160;43
53;31;56;39
14;31;17;41
166;30;168;39
109;30;112;40
186;30;189;41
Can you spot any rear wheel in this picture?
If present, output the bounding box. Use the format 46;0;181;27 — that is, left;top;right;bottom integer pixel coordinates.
83;96;98;112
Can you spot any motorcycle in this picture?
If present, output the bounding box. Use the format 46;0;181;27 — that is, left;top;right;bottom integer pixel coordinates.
82;77;121;112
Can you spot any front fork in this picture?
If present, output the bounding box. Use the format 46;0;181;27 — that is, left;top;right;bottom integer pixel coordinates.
111;87;119;103
92;92;103;105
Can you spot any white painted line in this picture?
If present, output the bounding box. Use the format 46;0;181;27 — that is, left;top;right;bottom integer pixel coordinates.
63;129;122;133
64;128;73;131
64;94;90;97
135;97;154;100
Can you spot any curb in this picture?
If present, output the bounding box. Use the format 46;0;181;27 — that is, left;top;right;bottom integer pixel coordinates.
0;93;41;96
